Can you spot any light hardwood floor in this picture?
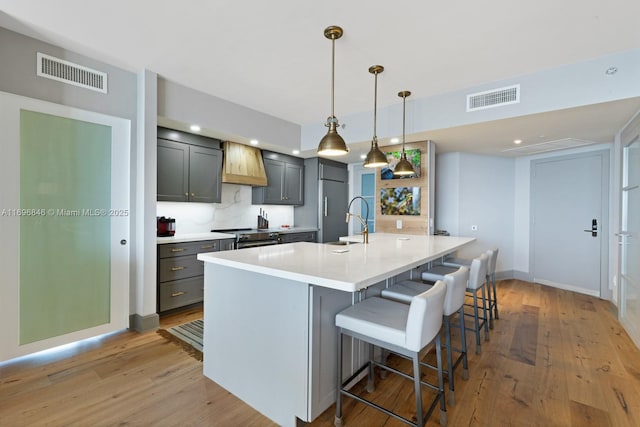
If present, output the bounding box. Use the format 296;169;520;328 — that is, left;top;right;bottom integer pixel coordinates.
1;280;639;427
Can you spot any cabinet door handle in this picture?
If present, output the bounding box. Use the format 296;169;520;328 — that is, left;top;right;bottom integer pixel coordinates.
170;248;185;253
191;192;195;197
171;291;186;297
324;197;328;217
184;192;189;197
171;266;186;271
200;245;214;249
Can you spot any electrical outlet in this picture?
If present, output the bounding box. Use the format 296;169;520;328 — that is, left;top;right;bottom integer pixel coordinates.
396;220;403;229
471;225;478;231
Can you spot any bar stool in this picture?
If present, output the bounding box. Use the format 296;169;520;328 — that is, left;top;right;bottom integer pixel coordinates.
443;248;499;326
422;253;489;354
381;266;469;406
335;281;447;427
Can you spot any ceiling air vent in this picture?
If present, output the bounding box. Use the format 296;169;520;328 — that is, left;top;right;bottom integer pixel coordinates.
37;52;108;93
467;84;519;112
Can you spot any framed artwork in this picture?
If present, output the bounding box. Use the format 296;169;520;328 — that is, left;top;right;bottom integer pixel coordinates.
380;187;421;215
380;148;421;180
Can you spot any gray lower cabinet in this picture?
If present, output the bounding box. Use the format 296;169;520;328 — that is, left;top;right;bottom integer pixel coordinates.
252;151;304;205
157;238;235;312
157;128;223;203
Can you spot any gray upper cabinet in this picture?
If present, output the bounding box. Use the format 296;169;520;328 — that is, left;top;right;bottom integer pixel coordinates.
157;138;189;202
188;145;222;203
252;151;304;205
157;127;222;203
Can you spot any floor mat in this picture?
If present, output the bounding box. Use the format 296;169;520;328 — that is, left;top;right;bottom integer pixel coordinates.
157;319;203;361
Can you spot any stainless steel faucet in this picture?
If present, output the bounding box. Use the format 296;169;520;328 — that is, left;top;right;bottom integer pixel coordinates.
346;196;370;244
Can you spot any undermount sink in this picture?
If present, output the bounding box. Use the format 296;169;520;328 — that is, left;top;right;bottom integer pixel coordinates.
326;241;359;245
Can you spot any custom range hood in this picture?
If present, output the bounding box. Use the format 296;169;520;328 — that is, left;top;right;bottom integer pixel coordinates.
221;141;268;186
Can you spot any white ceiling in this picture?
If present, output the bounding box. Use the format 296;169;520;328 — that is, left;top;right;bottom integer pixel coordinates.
1;0;639;160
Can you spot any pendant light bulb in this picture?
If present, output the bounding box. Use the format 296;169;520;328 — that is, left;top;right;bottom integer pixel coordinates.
363;65;388;168
317;26;349;156
393;90;415;176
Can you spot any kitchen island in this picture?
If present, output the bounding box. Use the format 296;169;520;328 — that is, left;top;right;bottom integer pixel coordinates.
197;233;474;426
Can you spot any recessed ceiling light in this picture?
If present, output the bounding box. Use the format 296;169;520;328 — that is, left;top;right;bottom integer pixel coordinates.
605;66;618;75
250;139;259;146
360;154;367;159
190;125;201;132
390;137;400;143
292;149;300;155
514;139;522;145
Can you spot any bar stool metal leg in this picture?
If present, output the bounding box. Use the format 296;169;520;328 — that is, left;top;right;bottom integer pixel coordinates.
335;331;344;427
412;354;424;427
459;306;469;380
366;343;375;393
435;335;447;426
481;285;490;341
486;275;495;329
492;272;499;320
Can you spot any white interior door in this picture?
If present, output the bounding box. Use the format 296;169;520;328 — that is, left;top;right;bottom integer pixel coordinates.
531;150;609;296
619;135;640;348
0;91;130;362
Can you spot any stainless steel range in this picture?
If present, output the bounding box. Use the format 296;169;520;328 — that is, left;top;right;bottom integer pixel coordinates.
211;228;280;249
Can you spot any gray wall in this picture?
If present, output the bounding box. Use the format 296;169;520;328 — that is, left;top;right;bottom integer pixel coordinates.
0;27;137;125
435;152;515;276
158;78;300;150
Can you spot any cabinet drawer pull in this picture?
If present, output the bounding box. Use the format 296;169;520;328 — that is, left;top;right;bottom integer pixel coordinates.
171;291;186;297
171;266;186;271
200;245;214;249
170;248;185;253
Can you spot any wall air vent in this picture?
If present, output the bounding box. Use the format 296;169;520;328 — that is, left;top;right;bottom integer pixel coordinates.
37;52;108;93
467;84;519;112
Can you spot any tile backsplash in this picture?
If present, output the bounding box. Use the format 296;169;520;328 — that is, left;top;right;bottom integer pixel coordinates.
157;184;295;234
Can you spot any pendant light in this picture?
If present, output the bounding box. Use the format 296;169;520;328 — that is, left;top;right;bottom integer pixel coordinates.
393;91;415;176
317;26;349;156
363;65;388;168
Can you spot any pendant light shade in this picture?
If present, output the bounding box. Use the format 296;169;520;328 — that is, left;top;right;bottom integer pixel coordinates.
317;26;349;156
363;65;388;168
393;90;415;176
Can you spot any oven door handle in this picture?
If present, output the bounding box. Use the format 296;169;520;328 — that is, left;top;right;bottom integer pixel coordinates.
237;240;279;249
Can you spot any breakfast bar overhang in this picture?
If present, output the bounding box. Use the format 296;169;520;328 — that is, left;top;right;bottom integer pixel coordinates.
197;233;474;426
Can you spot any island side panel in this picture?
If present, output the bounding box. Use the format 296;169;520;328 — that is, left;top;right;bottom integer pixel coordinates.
203;263;309;427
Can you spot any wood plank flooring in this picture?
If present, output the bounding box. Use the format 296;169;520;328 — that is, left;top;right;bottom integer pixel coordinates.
1;280;639;427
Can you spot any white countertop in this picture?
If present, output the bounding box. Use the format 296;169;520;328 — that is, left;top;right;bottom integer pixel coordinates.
197;233;475;292
157;232;237;244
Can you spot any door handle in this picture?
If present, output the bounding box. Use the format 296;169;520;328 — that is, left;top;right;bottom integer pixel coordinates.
583;218;598;237
324;197;328;217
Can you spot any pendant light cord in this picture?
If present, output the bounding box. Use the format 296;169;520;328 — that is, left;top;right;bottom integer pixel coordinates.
373;70;378;141
402;93;406;155
330;37;336;119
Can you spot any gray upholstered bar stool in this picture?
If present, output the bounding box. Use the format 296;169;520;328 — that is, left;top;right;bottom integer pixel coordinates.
334;281;447;427
381;266;469;406
443;248;499;326
422;253;489;354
